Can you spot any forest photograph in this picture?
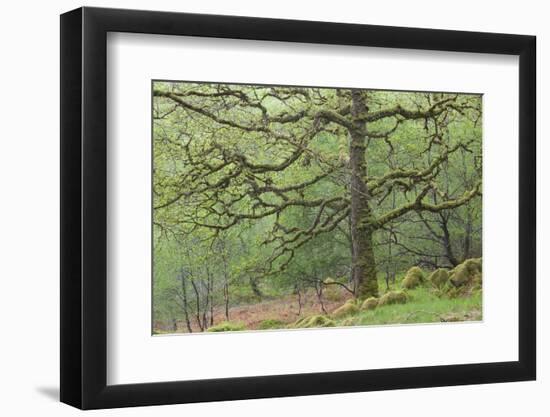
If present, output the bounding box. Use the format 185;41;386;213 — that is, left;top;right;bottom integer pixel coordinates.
152;81;483;334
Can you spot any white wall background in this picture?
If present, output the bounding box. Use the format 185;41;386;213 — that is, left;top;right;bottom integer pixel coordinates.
0;0;545;415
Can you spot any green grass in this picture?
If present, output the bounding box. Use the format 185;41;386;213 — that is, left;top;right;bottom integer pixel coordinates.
333;281;482;327
259;319;287;330
206;321;246;332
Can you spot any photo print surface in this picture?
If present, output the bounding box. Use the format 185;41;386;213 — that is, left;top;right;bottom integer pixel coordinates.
152;81;482;335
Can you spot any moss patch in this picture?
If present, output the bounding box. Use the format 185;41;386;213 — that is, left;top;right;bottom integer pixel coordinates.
471;257;482;272
402;266;424;289
378;290;408;306
258;319;286;330
340;317;356;327
207;321;246;332
293;315;335;328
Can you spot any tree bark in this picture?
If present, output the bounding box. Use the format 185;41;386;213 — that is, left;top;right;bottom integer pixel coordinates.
220;238;231;321
349;90;379;299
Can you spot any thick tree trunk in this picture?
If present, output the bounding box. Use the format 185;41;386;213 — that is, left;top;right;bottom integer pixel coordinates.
190;280;204;331
349;90;379;299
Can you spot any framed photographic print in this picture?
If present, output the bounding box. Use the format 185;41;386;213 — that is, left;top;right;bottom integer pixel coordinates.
60;6;536;410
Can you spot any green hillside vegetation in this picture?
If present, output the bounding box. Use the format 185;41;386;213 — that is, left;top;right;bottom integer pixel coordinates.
206;259;483;332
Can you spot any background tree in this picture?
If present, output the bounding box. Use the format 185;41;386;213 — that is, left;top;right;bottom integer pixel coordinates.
153;82;482;321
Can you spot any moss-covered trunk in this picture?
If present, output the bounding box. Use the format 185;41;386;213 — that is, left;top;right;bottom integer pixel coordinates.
349;90;379;299
354;225;378;298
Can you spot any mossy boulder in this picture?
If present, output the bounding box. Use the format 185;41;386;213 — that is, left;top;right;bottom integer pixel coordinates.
378;290;408;306
429;268;449;289
331;299;359;318
258;319;286;330
402;266;424;289
449;258;482;288
293;315;335;328
207;321;246;332
442;258;483;298
360;297;379;311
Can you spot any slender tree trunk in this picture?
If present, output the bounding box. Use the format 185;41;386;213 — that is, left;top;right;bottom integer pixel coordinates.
463;207;473;260
349;90;379;298
221;246;230;321
385;189;396;290
190;280;204;331
296;286;303;316
209;280;214;326
314;281;327;314
204;265;214;327
385;235;392;291
180;271;193;333
201;279;208;330
223;281;230;321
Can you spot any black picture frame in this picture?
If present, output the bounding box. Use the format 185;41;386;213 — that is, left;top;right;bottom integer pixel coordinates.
60;6;536;410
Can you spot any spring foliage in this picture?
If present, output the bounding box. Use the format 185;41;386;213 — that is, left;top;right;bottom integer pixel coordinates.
152;82;482;333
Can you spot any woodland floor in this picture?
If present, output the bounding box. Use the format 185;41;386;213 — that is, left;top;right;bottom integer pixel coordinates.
154;277;482;334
